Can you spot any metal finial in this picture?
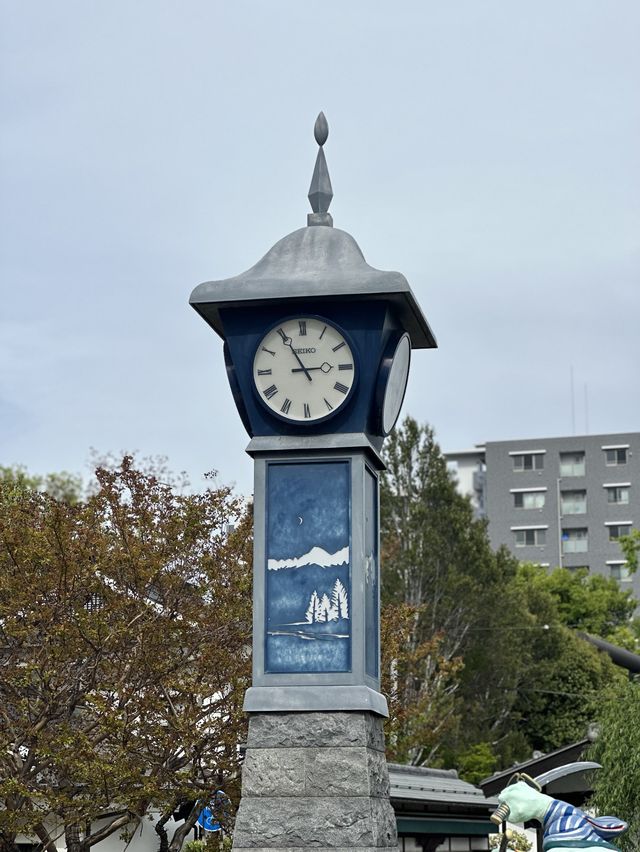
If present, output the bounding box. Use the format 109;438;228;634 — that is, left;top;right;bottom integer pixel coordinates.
314;112;329;146
307;112;333;227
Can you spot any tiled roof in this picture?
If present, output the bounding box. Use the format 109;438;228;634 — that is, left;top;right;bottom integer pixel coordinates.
389;763;498;809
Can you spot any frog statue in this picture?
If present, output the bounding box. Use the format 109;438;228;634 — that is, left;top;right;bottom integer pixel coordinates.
491;768;627;851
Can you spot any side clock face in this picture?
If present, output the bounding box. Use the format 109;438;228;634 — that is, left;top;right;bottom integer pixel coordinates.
253;317;356;423
380;332;411;436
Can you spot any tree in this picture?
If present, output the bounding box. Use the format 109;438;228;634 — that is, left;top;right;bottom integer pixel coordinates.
0;465;83;505
588;679;640;851
380;418;535;766
619;529;640;574
456;742;497;786
511;625;623;753
379;418;633;772
380;602;462;766
0;457;252;852
515;563;636;639
508;563;628;753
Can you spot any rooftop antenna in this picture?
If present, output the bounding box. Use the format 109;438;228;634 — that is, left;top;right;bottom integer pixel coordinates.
584;383;589;434
570;366;576;435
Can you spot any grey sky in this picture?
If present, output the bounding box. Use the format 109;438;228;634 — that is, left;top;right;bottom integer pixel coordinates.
1;1;638;496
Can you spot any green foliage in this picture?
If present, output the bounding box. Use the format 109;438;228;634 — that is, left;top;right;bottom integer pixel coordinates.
379;417;638;776
0;457;252;852
619;529;640;574
456;742;497;785
515;563;636;638
184;843;209;852
0;464;83;504
380;418;535;766
607;620;640;652
489;828;532;851
513;626;624;752
184;837;232;852
508;564;629;753
588;679;640;851
449;545;536;766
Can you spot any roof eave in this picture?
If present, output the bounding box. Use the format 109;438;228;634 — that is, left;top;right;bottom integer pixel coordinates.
190;288;437;349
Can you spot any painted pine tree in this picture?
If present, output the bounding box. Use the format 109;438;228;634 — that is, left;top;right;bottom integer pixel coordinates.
318;593;332;622
331;578;349;619
305;590;320;623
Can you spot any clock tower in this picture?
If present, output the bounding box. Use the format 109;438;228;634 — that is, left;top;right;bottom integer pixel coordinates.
190;114;436;852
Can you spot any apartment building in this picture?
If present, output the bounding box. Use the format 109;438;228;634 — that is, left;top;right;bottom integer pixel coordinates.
445;433;640;596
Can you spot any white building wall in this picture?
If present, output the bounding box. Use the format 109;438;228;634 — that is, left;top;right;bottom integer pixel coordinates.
18;814;194;852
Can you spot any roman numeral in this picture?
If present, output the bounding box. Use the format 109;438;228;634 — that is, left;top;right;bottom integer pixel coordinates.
324;398;333;411
319;325;327;340
338;363;353;371
298;321;307;336
280;398;291;414
276;327;287;342
303;403;311;418
334;382;349;394
264;384;278;400
332;341;346;353
261;347;276;356
257;368;272;375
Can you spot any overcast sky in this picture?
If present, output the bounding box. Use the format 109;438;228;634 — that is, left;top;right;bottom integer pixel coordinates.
1;1;639;496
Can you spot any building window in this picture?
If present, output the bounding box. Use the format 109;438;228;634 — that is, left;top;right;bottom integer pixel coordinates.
513;490;546;509
562;528;588;553
512;453;544;472
607;523;632;541
609;562;631;583
560;490;587;515
514;528;547;547
84;592;104;612
606;485;630;505
604;447;628;466
559;451;585;477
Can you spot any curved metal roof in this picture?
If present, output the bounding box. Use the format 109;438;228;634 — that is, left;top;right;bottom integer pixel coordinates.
190;225;437;349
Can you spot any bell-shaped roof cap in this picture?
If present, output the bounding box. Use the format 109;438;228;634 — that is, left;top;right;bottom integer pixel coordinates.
190;225;436;348
190;113;436;348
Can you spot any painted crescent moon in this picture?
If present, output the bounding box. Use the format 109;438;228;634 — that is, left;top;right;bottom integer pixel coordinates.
297;516;303;525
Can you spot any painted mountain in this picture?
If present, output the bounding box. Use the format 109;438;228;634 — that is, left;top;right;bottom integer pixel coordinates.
265;545;351;674
268;545;349;571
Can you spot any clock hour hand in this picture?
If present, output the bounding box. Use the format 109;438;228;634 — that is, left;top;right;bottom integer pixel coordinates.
291;362;333;374
277;329;313;381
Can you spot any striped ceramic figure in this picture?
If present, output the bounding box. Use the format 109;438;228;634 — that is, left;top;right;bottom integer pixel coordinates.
493;778;627;851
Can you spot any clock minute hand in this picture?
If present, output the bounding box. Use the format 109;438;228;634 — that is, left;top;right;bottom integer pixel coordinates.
291;362;334;374
277;330;313;382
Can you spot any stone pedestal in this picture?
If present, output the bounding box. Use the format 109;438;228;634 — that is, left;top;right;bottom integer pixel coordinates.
232;711;398;852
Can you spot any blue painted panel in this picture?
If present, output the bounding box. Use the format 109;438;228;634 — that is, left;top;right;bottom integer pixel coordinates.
265;461;352;673
364;466;379;679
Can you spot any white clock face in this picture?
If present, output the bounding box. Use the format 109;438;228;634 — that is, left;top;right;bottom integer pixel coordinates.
381;333;411;435
253;317;356;423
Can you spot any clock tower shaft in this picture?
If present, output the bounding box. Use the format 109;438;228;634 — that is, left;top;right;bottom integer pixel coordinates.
190;114;436;852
